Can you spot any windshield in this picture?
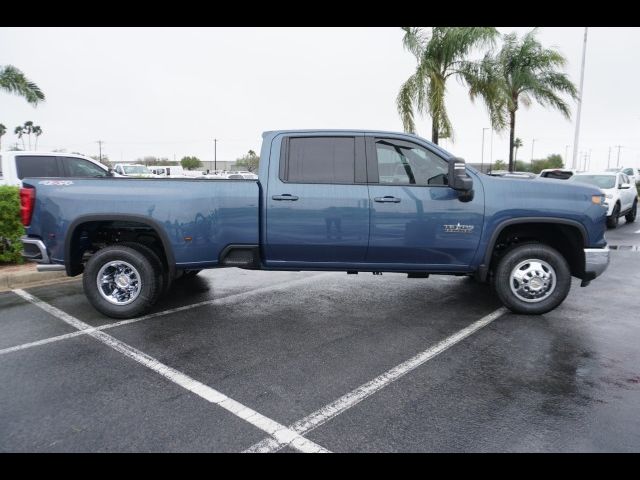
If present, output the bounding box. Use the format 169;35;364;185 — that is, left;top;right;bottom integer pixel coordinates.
571;175;616;189
123;165;151;175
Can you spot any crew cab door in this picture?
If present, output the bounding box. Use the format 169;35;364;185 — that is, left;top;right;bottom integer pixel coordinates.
264;134;370;265
365;135;483;267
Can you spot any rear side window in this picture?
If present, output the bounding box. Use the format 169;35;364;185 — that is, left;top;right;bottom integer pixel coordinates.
16;155;60;179
62;157;107;177
283;137;355;184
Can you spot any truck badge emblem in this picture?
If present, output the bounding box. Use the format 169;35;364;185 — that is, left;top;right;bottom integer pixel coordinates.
443;222;474;233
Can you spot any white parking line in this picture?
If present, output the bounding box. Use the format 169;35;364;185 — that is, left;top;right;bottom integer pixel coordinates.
244;307;507;453
12;289;330;453
0;273;332;357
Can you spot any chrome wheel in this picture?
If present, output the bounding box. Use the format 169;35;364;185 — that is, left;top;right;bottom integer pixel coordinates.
97;260;141;306
509;259;556;303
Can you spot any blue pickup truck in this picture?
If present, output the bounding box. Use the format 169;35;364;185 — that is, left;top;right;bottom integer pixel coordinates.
20;130;610;319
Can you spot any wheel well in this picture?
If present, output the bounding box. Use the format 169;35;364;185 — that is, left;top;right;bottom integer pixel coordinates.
66;220;169;276
489;223;585;279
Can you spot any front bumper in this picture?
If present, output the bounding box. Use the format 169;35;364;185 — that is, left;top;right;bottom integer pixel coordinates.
582;247;610;284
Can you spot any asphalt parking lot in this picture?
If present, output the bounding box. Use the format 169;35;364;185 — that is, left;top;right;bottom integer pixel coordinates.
1;221;639;452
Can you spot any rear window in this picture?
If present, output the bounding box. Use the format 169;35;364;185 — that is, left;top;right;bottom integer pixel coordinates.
284;137;355;184
16;155;60;179
540;170;574;180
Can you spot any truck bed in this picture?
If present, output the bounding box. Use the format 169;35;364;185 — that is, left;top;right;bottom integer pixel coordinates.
23;177;260;267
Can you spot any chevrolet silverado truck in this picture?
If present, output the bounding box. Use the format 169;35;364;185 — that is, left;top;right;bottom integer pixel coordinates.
20;130;610;319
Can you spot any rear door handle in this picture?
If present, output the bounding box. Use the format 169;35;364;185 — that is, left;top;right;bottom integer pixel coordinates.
374;196;401;203
272;194;299;201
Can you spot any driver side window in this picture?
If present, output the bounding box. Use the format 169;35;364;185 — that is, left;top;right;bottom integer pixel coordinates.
375;139;448;186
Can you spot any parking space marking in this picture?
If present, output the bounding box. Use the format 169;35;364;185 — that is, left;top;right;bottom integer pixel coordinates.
1;273;332;357
13;288;330;453
244;307;507;453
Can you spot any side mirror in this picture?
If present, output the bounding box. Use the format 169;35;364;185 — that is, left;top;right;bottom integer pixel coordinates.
448;157;473;192
107;168;115;177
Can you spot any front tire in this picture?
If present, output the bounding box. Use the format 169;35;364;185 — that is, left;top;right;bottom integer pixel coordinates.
625;200;637;223
83;245;161;319
493;242;571;315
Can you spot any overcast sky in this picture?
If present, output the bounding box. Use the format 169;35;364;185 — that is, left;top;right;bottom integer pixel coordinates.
2;27;639;170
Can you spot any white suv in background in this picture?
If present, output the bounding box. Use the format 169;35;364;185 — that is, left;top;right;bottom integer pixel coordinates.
0;151;112;186
570;171;638;228
606;166;639;186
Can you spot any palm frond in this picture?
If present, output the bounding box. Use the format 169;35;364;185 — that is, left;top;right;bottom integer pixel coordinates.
0;65;45;105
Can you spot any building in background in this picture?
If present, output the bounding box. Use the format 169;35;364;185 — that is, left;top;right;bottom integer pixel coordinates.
200;160;237;172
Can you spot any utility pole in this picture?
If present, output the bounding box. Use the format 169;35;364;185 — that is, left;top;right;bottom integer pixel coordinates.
96;140;104;164
572;27;588;169
481;128;488;172
607;147;611;169
214;139;218;171
565;145;569;165
531;138;536;169
616;145;622;167
490;129;494;167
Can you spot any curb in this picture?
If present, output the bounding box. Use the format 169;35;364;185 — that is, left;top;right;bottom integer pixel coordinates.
0;268;79;292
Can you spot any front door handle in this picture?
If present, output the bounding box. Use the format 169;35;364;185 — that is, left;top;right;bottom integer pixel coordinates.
272;194;299;201
374;196;401;203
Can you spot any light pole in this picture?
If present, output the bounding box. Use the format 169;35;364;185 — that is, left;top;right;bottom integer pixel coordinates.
565;145;569;165
572;27;588;169
481;128;489;173
214;138;217;171
531;138;536;170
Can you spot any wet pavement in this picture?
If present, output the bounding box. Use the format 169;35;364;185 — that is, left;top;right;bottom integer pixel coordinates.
1;220;639;452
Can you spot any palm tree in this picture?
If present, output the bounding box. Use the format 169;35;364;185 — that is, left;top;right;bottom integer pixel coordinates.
0;124;6;150
463;29;578;172
513;137;523;161
33;125;43;150
0;65;45;105
397;27;499;144
22;121;34;149
14;126;25;150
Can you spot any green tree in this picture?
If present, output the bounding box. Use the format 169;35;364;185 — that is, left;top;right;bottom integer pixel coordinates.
530;153;564;173
513;137;523;161
235;150;260;172
493;159;506;171
0;65;45;105
33;125;42;150
0;124;6;150
14;125;25;150
464;29;578;172
397;27;498;144
135;156;175;166
180;156;202;170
